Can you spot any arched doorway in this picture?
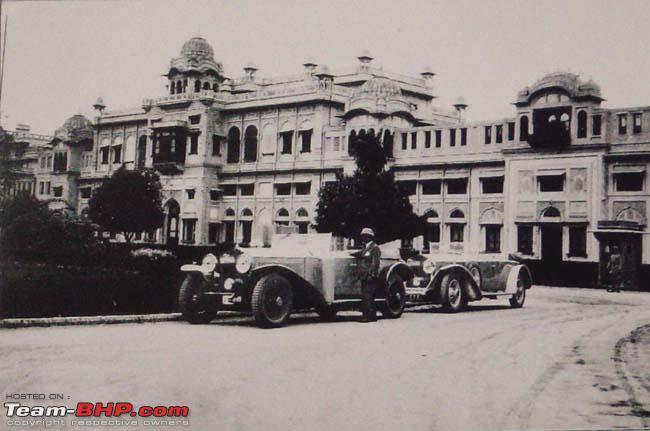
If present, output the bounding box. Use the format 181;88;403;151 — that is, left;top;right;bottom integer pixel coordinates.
165;199;180;247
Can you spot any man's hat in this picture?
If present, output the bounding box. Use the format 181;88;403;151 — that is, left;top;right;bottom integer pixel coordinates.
360;227;375;237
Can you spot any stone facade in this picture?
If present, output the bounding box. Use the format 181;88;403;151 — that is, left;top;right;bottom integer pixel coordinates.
3;37;650;272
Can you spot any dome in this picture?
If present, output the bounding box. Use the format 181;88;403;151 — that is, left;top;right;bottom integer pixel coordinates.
355;76;402;98
54;114;93;143
180;36;214;59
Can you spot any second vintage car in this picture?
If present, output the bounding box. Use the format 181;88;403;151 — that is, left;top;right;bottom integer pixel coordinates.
404;252;532;312
178;233;413;327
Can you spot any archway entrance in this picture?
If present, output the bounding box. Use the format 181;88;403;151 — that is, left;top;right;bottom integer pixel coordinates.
165;199;180;247
541;224;563;263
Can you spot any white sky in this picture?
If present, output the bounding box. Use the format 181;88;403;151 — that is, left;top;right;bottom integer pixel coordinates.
2;0;650;134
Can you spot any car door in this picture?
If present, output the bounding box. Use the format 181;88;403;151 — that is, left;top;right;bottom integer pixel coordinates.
330;251;362;299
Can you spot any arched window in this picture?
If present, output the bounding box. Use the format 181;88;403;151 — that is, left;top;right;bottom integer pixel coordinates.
212;83;219;92
295;208;310;234
450;209;465;219
241;208;253;218
170;82;175;95
194;80;201;93
277;208;289;218
275;208;290;227
577;110;587;138
423;209;440;250
261;123;277;155
137;136;147;168
542;207;561;218
176;81;182;94
243;125;258;162
520;115;529;140
202;81;211;90
226;127;240;163
224;208;236;218
383;130;394;158
240;208;253;244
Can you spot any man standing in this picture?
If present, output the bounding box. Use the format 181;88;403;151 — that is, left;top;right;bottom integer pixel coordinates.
352;227;381;322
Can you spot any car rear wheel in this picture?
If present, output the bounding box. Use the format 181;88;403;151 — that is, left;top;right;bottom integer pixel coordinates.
509;270;529;308
440;273;466;313
380;275;406;318
251;273;293;328
178;274;217;324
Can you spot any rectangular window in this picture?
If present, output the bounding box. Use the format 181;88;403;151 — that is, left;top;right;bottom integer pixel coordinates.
39;182;44;194
280;131;293;154
507;122;515;141
100;147;110;164
446;178;468;195
424;131;431;148
208;223;220;244
481;176;504;194
633;113;642;134
189;135;198;154
182;219;197;244
568;226;587;257
53;186;63;197
614;172;644;192
186;189;195;200
275;183;291;196
449;129;456;147
411;132;417;149
222;184;237;196
189;115;201;125
495;125;503;143
421;179;441;195
484;126;492;144
592;115;602;136
428;223;441;244
300;129;312;153
40;157;46;168
450;225;464;243
460;128;467;146
46;182;51;195
517;225;533;255
435;130;442;148
397;180;417;196
224;221;235;243
538;175;564;192
401;133;408;150
295;182;311;195
212;135;222;156
240;184;255;196
209;189;220;201
80;187;92;199
47;156;52;168
113;145;122;163
618;114;627;134
485;226;501;252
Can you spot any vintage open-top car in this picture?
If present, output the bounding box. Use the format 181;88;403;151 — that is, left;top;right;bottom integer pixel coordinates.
404;252;532;312
178;233;413;327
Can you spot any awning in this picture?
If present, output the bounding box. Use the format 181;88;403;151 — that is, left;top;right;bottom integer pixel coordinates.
537;169;566;177
612;165;646;174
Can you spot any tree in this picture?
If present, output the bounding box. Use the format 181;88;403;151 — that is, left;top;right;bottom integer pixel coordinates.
0;128;17;203
315;132;424;244
88;166;165;242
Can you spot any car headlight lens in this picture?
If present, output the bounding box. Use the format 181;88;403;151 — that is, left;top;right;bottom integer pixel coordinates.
423;259;436;274
201;253;218;272
223;278;235;290
235;253;252;274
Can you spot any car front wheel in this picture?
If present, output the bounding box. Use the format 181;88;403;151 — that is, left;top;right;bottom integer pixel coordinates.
178;274;217;324
380;275;406;318
509;270;529;308
440;273;466;313
251;273;293;328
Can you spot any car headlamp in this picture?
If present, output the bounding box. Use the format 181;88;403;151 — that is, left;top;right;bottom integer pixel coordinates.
223;278;235;290
235;253;252;274
201;253;218;272
423;259;436;274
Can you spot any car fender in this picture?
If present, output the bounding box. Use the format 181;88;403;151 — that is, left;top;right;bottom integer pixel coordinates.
250;264;327;305
431;264;482;301
385;261;413;284
504;264;533;294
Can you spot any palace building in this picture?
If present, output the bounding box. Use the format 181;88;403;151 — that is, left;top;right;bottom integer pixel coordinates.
3;36;649;287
